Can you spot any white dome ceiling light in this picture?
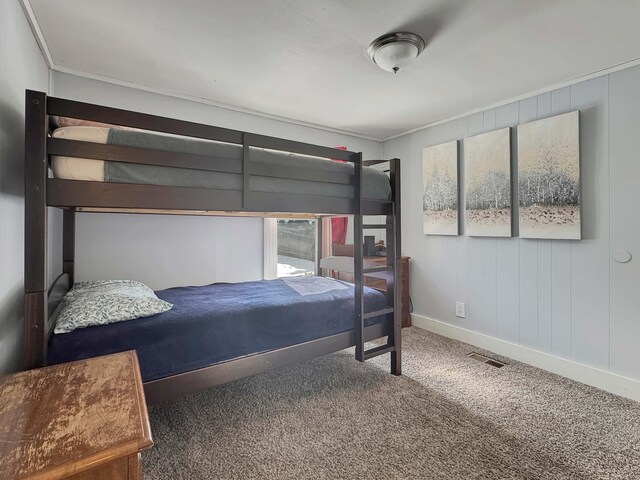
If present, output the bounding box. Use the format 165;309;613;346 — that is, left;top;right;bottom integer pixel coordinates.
367;32;426;73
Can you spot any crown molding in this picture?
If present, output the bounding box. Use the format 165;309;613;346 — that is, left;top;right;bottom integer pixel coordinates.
21;0;640;145
381;56;640;142
51;65;383;142
19;0;382;142
20;0;54;68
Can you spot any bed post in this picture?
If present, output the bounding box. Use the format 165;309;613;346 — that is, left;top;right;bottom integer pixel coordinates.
389;158;402;375
241;133;249;209
353;152;364;362
24;90;49;369
63;210;75;284
315;218;323;276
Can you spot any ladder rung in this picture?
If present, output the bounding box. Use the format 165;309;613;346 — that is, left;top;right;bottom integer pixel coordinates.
363;224;386;229
364;344;395;360
363;307;394;319
363;266;388;274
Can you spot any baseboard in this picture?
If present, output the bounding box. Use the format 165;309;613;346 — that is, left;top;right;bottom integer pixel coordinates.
411;314;640;403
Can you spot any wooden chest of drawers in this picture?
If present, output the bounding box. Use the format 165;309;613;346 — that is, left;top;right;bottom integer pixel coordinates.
363;256;411;327
321;252;412;327
0;351;153;479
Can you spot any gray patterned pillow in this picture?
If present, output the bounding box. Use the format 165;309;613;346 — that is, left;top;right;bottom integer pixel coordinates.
54;280;173;334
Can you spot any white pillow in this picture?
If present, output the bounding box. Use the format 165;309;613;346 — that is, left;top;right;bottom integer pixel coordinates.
54;280;173;334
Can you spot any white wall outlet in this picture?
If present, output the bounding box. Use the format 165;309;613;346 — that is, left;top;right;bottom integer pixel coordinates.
455;302;466;318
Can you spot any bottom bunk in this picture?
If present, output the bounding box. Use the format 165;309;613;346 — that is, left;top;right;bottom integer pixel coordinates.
47;276;392;403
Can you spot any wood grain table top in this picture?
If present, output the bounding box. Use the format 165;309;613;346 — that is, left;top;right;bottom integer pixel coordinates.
0;351;153;480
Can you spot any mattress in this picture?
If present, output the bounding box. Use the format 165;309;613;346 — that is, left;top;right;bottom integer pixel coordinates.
51;126;392;200
47;277;390;382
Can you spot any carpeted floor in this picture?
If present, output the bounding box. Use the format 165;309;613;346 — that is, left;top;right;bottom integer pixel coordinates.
142;327;640;479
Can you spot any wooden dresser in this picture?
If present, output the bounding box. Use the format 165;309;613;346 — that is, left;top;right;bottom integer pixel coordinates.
364;256;411;327
324;252;411;328
0;351;153;480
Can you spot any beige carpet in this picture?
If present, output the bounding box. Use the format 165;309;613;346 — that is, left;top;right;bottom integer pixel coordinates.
142;327;640;479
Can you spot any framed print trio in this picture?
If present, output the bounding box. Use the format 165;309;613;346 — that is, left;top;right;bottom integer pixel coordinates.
421;111;580;240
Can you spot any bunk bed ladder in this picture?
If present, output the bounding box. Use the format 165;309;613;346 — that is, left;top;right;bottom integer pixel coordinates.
354;157;401;375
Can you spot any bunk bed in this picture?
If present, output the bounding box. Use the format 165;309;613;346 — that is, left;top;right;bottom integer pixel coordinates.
23;90;402;404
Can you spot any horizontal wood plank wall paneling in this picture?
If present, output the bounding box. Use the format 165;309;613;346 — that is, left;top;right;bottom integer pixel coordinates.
47;138;243;174
144;323;389;404
24;90;49;369
47;96;243;144
610;67;640;380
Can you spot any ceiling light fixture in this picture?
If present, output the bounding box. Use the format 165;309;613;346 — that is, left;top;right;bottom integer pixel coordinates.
367;32;426;73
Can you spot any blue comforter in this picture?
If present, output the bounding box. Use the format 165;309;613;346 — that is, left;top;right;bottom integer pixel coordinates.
47;277;390;381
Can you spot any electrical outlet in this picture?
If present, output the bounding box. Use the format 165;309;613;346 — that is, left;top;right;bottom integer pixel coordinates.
455;302;466;318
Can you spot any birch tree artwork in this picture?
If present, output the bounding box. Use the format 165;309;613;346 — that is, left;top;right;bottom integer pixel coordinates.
517;111;581;239
422;141;459;235
464;128;512;237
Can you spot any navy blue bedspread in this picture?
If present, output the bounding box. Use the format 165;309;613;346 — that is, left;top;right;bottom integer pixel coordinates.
47;277;390;382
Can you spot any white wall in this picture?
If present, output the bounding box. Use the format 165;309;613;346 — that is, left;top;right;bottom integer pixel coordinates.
0;1;54;374
384;65;640;383
75;213;263;290
11;13;637;393
51;72;382;290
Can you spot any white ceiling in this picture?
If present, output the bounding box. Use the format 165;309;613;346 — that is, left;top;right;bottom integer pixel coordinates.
26;0;640;139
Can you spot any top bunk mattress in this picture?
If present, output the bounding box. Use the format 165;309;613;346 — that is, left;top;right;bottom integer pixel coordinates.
50;126;392;201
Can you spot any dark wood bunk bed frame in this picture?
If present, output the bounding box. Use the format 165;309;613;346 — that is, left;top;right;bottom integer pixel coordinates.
23;89;402;404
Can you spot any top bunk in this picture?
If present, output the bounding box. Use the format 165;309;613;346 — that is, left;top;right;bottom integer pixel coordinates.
25;90;398;217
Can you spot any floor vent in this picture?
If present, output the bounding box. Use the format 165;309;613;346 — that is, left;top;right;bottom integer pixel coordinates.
467;352;506;368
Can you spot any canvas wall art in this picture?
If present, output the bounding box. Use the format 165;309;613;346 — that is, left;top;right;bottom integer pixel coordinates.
517;111;581;240
422;141;459;235
464;128;512;237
